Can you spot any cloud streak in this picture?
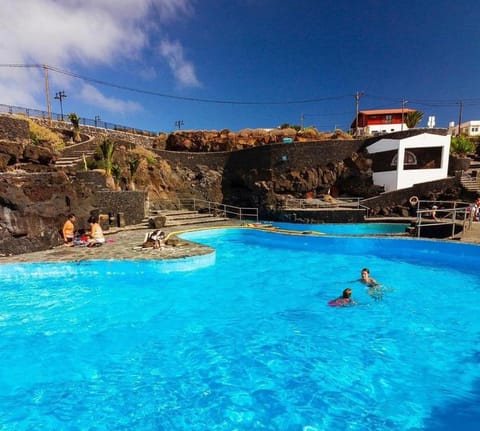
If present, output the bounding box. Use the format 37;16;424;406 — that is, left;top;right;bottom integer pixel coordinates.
79;84;142;114
159;39;201;88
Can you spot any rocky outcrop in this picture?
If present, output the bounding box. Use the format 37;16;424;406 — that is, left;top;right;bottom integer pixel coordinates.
0;115;96;255
0;115;60;171
0;171;96;255
165;128;353;152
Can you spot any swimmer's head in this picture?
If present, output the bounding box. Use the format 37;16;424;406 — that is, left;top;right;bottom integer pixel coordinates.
342;288;352;298
361;268;370;280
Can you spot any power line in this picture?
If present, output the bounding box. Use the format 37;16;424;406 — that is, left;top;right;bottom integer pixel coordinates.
0;63;351;106
367;93;480;108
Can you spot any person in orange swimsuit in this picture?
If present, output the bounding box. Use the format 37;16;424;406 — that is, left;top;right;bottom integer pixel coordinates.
62;213;76;246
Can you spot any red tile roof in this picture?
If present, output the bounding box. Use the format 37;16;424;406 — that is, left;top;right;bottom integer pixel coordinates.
358;108;417;115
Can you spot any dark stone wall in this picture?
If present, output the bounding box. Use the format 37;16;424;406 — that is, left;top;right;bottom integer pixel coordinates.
0;114;30;142
156;149;230;170
93;190;146;226
361;177;459;212
75;170;108;189
156;140;363;173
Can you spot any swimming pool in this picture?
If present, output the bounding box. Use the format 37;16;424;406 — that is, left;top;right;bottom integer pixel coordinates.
270;221;410;235
0;228;479;430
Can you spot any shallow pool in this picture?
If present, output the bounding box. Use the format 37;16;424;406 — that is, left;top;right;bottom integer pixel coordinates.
271;221;410;235
0;229;479;430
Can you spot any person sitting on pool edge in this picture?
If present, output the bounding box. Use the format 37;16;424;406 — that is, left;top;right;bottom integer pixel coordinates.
328;288;356;306
61;213;76;246
87;215;105;247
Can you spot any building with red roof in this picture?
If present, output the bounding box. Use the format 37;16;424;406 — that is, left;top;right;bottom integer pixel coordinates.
351;108;417;135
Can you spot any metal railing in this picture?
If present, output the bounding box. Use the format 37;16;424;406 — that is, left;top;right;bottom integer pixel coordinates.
414;200;472;238
0;102;157;137
179;198;259;222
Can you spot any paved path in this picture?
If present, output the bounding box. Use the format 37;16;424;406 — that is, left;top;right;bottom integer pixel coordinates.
459;220;480;243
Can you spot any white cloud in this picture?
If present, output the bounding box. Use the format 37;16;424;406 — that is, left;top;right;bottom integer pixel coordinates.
79;84;142;113
159;39;200;87
0;0;197;114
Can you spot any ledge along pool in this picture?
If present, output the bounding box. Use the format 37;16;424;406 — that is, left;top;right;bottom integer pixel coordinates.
269;221;410;235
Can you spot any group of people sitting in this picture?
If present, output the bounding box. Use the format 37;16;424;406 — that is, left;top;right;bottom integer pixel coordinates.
61;213;105;247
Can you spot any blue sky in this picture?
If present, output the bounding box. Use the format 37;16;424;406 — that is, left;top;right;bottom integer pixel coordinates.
1;0;479;133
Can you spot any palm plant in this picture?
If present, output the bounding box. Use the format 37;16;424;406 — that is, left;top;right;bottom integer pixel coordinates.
67;112;81;142
405;110;424;129
127;156;140;190
99;137;115;177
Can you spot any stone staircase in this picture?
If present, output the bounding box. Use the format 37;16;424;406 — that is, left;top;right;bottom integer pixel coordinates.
147;209;231;228
460;161;480;193
55;136;97;169
55;149;96;168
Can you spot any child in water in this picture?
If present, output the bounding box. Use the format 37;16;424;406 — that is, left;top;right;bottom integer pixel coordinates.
328;288;356;307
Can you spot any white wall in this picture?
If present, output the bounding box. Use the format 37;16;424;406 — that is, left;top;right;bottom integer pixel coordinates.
460;121;480;136
366;123;408;135
369;133;451;192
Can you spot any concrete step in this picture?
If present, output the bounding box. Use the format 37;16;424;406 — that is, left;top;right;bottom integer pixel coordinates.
147;209;230;227
163;216;230;227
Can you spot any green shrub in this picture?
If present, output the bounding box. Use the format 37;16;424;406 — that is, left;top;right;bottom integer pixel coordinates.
450;135;475;157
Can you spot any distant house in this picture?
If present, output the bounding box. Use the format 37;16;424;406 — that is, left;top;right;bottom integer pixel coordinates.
448;120;480;137
351;108;417;135
363;129;451;192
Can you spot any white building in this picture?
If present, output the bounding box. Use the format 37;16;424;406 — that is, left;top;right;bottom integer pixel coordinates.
448;120;480;136
365;129;451;192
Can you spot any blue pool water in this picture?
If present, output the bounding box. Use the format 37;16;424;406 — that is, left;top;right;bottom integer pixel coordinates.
271;221;410;235
1;228;479;430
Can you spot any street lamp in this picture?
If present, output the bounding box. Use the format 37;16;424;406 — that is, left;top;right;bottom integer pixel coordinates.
175;120;184;130
54;91;67;121
94;115;101;127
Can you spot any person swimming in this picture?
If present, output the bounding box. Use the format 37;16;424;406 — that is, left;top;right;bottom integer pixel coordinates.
360;268;378;286
359;268;385;301
328;288;356;307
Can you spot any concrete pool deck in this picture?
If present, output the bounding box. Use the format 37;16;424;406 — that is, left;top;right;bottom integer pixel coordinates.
0;220;242;264
1;219;479;265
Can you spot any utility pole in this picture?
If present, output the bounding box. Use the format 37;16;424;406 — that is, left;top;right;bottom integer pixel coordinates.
300;112;304;129
354;91;364;136
457;100;463;136
401;98;408;131
42;65;51;123
54;91;67;121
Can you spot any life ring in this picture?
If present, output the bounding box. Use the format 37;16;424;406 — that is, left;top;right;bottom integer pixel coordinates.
409;196;419;206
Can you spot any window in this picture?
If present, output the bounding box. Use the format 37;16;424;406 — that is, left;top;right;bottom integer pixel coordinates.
391;150;417;167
